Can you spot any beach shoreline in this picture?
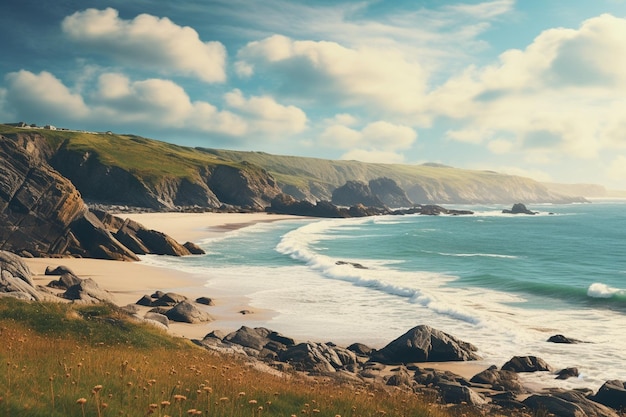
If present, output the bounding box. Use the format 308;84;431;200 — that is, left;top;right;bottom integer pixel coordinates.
26;212;301;341
24;211;492;383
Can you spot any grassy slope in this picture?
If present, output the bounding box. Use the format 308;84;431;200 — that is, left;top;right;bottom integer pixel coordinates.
1;124;562;201
0;298;459;417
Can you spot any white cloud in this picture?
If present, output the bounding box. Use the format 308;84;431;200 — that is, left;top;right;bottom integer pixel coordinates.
62;8;226;83
4;70;89;121
237;34;428;114
224;89;307;135
2;70;312;140
607;155;626;181
487;139;514;154
431;14;626;161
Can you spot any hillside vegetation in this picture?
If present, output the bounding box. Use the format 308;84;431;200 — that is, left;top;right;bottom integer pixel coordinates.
1;124;583;208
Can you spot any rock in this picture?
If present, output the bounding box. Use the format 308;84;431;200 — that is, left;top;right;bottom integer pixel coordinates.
206;164;281;211
548;334;582;344
47;272;82;289
224;326;273;351
165;301;213;324
523;390;619;417
370;325;480;364
0;136;138;260
437;382;487;406
136;295;154;306
501;356;554;373
335;261;367;269
183;241;205;255
386;366;413;387
590;380;626;411
556;367;580;380
45;265;75;275
266;194;347;218
195;296;214;306
347;342;374;356
414;367;468;386
470;366;524;392
62;278;116;304
278;342;355;374
0;250;45;300
502;203;537;215
143;312;169;328
332;180;385;208
368;177;413;208
152;292;188;306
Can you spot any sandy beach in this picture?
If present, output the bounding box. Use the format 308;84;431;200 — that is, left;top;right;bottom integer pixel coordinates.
24;211;489;380
26;212;301;341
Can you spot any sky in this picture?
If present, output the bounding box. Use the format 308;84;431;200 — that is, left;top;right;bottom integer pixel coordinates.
2;0;626;190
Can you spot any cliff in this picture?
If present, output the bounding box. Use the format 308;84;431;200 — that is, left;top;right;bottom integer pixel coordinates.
0;125;586;208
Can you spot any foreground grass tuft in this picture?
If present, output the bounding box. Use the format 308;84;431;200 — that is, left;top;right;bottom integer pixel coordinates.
0;299;459;417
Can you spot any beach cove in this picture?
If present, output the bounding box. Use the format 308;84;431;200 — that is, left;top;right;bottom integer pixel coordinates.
24;204;626;395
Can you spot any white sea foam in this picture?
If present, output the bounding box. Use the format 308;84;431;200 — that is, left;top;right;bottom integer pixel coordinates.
587;282;623;298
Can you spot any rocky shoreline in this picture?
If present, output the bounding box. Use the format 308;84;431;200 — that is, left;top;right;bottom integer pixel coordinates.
1;251;625;417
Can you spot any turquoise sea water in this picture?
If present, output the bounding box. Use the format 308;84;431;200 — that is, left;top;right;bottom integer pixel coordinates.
142;201;626;390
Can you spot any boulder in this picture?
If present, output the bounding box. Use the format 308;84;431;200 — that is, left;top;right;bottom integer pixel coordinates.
165;301;213;324
386;366;413;387
136;295;154;306
523;390;619;417
370;325;480;364
152;292;188;306
47;272;82;289
0;250;45;300
556;367;580;380
548;334;582;344
45;265;75;275
62;278;116;304
195;296;214;306
470;366;524;392
278;342;356;374
437;382;487;406
502;203;537;215
501;356;554;373
183;241;205;255
590;380;626;411
143;312;169;328
224;326;273;351
347;342;374;356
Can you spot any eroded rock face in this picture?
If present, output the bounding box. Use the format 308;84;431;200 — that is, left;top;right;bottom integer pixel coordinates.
0;250;44;300
332;180;385;208
368;177;413;208
0;137;139;260
501;356;554;373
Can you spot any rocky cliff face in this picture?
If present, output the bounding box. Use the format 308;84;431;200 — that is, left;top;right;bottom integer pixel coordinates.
331;178;412;208
0;137;138;260
368;177;413;208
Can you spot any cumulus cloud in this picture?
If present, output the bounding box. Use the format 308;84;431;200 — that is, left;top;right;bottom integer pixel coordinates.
237;34;428;114
224;89;307;135
62;8;226;83
4;70;89;121
607;155;626;181
432;13;626;160
2;70;310;140
321;119;417;163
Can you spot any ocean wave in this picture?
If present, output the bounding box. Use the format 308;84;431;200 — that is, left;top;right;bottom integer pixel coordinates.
587;282;624;298
430;251;519;259
276;221;484;325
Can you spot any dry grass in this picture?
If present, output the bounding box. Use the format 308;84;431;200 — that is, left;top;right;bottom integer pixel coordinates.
0;299;462;417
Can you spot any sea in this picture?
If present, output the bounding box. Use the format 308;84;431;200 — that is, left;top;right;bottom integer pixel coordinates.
141;200;626;391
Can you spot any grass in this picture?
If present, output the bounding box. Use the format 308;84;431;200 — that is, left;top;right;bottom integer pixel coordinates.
0;298;463;417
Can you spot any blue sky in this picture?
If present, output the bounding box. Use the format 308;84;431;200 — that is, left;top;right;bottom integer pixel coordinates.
2;0;626;189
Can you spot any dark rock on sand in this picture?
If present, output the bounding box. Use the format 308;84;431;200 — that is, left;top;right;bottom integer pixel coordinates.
590;380;626;411
183;241;205;255
347;342;374;356
143;312;169;328
62;278;116;304
278;342;357;374
152;292;188;306
470;365;524;393
47;272;82;289
45;265;75;275
370;324;480;364
165;301;213;323
501;356;554;373
195;296;214;306
523;390;619;417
